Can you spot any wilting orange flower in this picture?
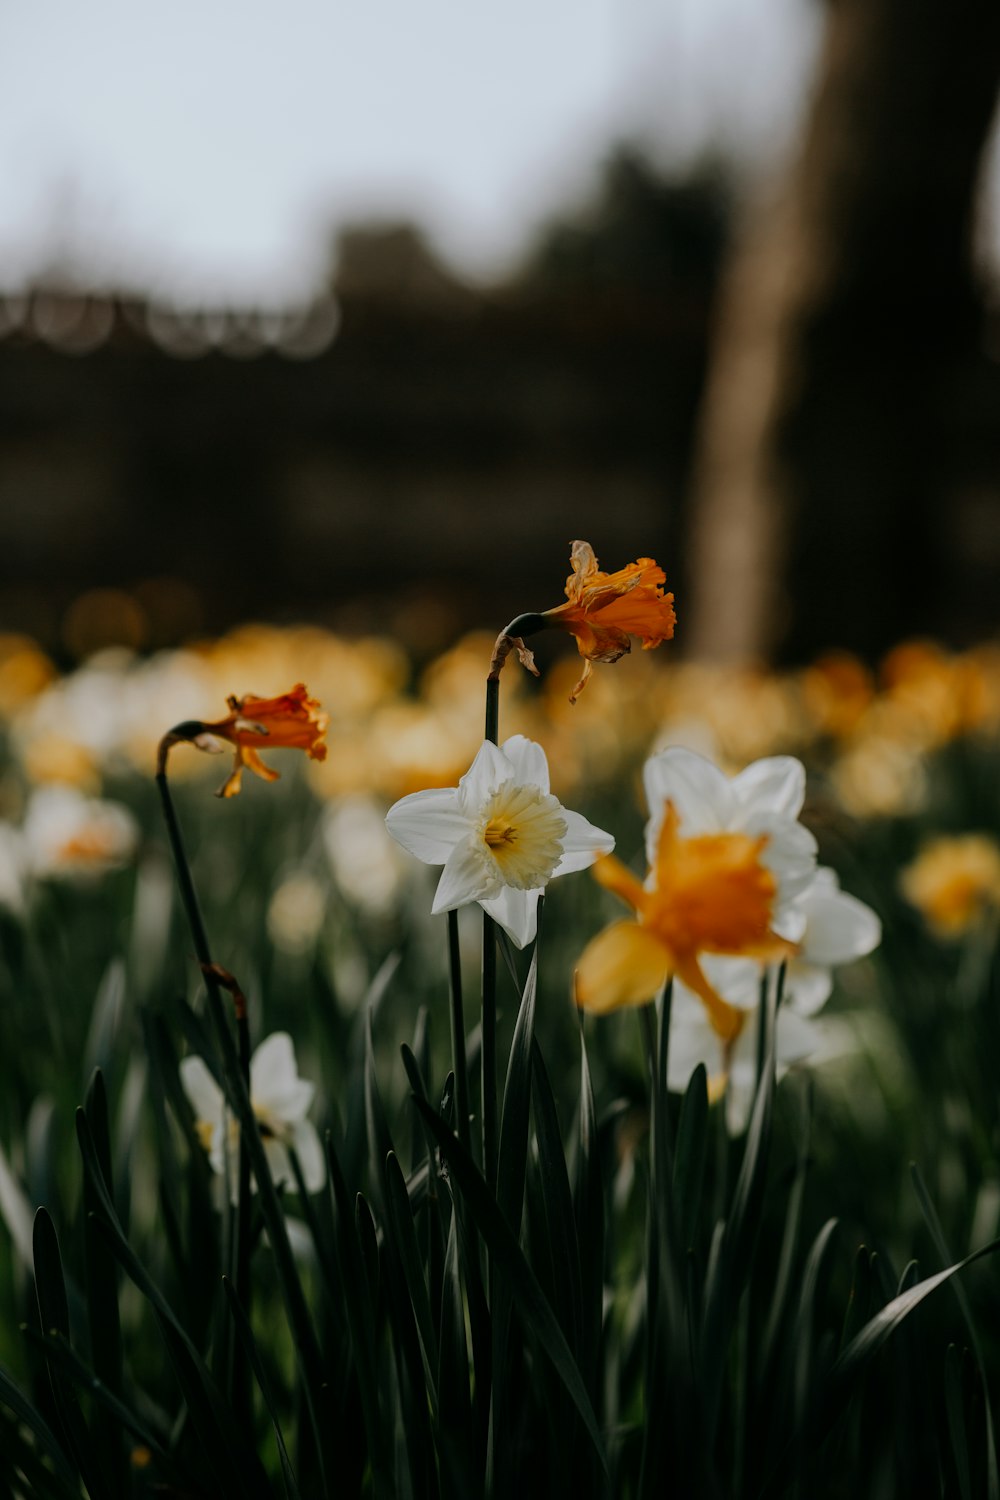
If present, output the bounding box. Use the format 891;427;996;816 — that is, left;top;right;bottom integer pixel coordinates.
575;802;794;1037
542;540;676;702
168;683;328;797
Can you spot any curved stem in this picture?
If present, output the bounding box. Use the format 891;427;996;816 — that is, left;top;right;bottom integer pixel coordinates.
155;761;332;1492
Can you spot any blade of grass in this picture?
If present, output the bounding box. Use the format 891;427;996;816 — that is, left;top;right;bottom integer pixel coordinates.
911;1162;999;1500
325;1132;392;1500
82;1070;126;1499
223;1279;303;1500
945;1343;973;1500
22;1327;182;1487
489;932;539;1495
0;1361;77;1489
32;1207;109;1500
574;1020;605;1399
416;1095;607;1475
75;1110;270;1500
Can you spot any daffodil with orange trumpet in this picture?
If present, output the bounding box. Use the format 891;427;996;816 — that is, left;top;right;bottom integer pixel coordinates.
574;803;797;1042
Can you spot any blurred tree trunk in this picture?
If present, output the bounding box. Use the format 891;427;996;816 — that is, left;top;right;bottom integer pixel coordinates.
685;0;1000;662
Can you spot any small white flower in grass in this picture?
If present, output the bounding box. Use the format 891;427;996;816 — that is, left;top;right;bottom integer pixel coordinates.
22;785;138;879
643;747;818;910
180;1033;325;1200
385;734;615;948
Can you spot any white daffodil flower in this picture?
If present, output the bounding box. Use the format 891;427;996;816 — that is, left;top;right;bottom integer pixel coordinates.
667;865;881;1131
643;747;817;910
385;734;615;948
22;785;138;879
180;1033;325;1201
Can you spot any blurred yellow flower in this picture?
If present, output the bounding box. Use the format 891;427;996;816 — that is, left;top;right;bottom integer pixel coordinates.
575;802;795;1033
0;636;55;715
800;652;874;740
900;834;1000;937
542;539;676;703
20;735;101;792
830;735;926;819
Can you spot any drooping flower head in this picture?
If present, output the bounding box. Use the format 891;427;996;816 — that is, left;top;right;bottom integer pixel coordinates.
575;802;796;1033
180;1032;325;1200
158;682;328;797
385;734;614;948
541;541;677;702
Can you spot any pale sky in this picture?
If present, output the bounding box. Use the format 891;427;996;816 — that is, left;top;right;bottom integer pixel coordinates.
0;0;820;304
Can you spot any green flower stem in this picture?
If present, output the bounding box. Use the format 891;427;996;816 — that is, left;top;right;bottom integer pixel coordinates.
155;764;254;1421
234;1000;253;1426
155;760;331;1491
639;1002;658;1095
447;910;471;1156
481;915;498;1192
482;674;500;1191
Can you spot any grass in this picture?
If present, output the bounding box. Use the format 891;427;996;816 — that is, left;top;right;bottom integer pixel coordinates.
0;626;998;1496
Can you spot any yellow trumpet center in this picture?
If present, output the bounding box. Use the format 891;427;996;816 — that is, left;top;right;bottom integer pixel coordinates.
477;783;567;890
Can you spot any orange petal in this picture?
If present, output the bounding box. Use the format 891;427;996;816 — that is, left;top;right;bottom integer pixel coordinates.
591;853;647;913
242;746;281;783
672;955;746;1044
218;753;245;799
574;920;671;1014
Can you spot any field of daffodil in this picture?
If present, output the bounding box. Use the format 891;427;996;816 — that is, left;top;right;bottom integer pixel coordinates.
1;544;999;1498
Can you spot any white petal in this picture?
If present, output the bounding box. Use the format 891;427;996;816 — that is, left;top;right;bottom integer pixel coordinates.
209;1123;231;1183
724;1073;757;1134
774;1008;822;1066
666;1006;721;1093
478;885;539;948
260;1078;315;1125
290;1121;326;1193
455;741;515;817
800;890;882;966
774;905;809;944
785;961;833;1016
248;1032;296;1104
179;1056;223;1127
699;954;762;1010
550;808;616;876
431;833;498;914
500;735;550;793
745;813;817;904
644;748;733;849
262;1139;294;1192
385;787;468;865
730;757;806;821
724;1008;820;1132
